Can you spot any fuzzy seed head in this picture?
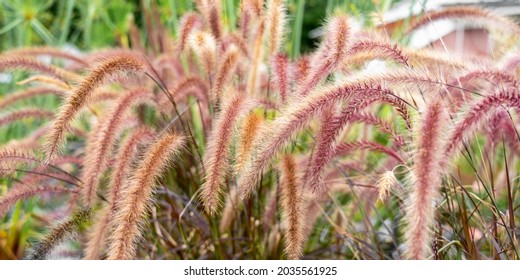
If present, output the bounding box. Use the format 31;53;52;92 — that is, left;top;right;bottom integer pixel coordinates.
107;132;185;260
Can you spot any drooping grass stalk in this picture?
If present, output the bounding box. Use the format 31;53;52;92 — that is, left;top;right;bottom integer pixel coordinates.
81;88;152;207
16;75;72;91
4;46;87;66
0;150;80;181
45;53;146;161
451;70;518;92
486;109;520;154
246;19;265;96
279;154;305;260
297;14;351;96
219;187;240;233
26;208;91;260
1;125;49;152
334;140;405;164
188;31;217;80
200;93;255;214
271;53;289;104
305;91;407;194
265;0;287;59
164;76;209;105
212;45;240;103
107;132;185;260
295;55;310;86
404;100;448;260
0;109;54;128
407;6;520;36
0;185;77;218
207;0;223;39
375;171;398;202
0;56;80;81
351;112;404;146
406;49;471;70
445;88;520;157
501;50;520;73
235;112;264;174
177;13;203;54
84;127;154;259
347;33;409;66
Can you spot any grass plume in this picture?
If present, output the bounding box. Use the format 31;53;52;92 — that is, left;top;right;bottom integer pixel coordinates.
404;100;448;260
107;132;185;260
279;154;305;260
84;127;154;259
26;208;91;260
81;88;151;207
200;93;255;214
44;53;146;161
407;6;520;36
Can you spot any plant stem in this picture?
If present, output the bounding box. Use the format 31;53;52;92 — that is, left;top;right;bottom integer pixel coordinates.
59;0;76;45
291;0;305;59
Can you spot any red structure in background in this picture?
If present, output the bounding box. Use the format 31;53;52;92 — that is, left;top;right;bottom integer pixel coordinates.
378;0;520;57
